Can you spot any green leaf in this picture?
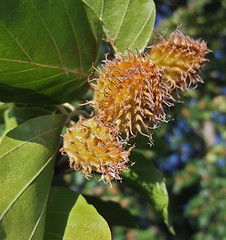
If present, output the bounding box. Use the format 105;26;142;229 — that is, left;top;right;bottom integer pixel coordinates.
64;195;112;240
0;0;102;104
0;124;5;138
44;187;112;240
2;109;18;135
0;114;65;240
123;151;175;234
7;105;56;125
2;104;58;138
0;103;12;138
0;103;12;124
44;187;79;240
82;0;156;53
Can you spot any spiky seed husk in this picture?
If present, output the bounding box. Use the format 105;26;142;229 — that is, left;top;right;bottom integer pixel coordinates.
149;30;211;91
60;117;132;184
90;53;173;139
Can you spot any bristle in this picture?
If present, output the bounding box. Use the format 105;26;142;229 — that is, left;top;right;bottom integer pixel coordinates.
90;53;173;139
60;117;133;184
149;30;211;91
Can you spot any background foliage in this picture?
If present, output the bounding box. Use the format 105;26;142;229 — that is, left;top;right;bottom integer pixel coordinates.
0;0;225;239
149;0;226;239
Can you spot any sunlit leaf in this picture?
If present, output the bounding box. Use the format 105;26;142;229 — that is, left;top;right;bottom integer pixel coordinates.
63;195;111;240
0;103;13;138
0;114;65;239
44;187;79;240
44;187;112;240
2;105;56;137
82;0;156;53
2;109;18;135
0;103;12;123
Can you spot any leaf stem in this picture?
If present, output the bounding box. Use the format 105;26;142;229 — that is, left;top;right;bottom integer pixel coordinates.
57;104;91;124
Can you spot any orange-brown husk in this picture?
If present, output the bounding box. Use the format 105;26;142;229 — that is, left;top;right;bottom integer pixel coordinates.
89;52;173;139
149;29;211;92
60;117;133;184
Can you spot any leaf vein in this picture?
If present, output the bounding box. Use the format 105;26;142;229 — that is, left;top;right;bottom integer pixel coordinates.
0;127;59;159
0;68;37;75
0;58;87;77
13;72;65;86
62;0;83;71
0;21;32;61
0;152;56;221
114;0;131;41
28;189;49;240
30;1;64;66
100;0;104;20
128;6;154;49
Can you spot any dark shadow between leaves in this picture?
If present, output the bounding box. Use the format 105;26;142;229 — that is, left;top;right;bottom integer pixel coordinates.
43;187;79;240
0;83;59;104
84;195;136;228
0;222;6;240
0;82;88;105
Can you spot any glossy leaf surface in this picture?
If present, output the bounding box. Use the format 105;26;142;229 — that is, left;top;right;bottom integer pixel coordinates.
82;0;156;53
0;0;102;104
44;187;112;240
0;114;65;239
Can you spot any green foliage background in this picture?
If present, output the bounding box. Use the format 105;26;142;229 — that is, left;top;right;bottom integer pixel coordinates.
143;0;226;239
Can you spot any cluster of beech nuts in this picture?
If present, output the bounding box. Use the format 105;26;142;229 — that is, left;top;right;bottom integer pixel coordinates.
60;30;210;184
